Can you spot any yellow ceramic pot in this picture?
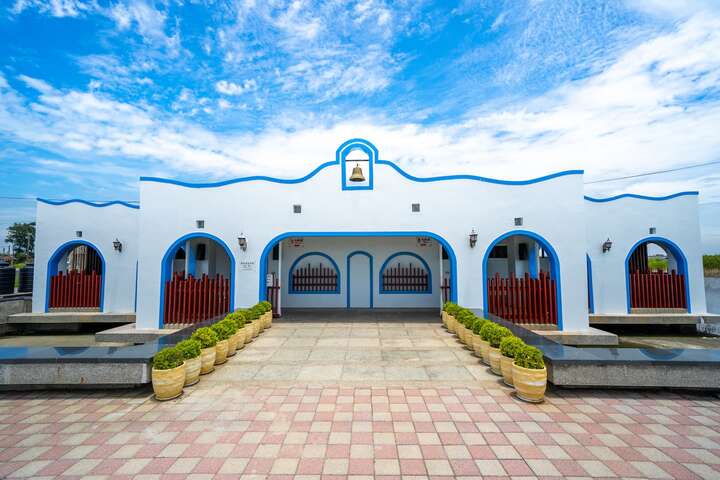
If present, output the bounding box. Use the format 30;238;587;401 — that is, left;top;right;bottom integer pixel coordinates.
227;332;239;357
264;311;273;328
488;347;502;375
512;363;547;403
215;339;229;365
234;329;246;350
200;347;216;374
243;325;253;343
472;334;483;358
480;339;491;365
184;356;201;386
500;355;514;387
441;311;448;328
152;362;185;401
456;324;465;342
251;320;260;338
447;315;456;333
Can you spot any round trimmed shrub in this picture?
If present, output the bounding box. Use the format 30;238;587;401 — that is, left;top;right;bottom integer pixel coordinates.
487;325;512;348
153;347;184;370
260;301;272;312
220;318;238;335
471;318;488;335
176;339;201;360
514;345;545;369
211;321;233;341
499;336;525;359
191;327;218;348
480;322;497;342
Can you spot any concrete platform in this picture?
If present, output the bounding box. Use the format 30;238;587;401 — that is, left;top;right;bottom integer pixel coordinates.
8;312;136;324
95;323;180;343
533;327;619;346
590;313;720;326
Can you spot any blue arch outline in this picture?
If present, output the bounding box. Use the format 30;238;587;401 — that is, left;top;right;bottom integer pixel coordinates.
482;230;563;330
346;251;373;307
159;232;236;327
379;251;433;294
584;192;698;203
45;240;106;312
288;252;341;294
38;198;140;209
624;236;690;313
339;139;376;191
586;254;594;314
258;232;458;304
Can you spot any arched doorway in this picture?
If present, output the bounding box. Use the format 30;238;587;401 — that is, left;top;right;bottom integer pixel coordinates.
625;237;689;312
160;233;235;326
46;240;105;311
482;230;562;328
347;251;372;308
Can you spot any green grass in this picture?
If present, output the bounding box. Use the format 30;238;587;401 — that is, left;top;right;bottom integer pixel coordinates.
705;254;720;277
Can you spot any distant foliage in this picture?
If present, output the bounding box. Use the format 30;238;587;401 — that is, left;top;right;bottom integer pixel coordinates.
648;257;667;271
704;255;720;276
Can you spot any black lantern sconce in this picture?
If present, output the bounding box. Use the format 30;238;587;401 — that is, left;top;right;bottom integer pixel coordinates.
469;229;478;248
112;238;123;253
238;235;247;252
602;238;612;253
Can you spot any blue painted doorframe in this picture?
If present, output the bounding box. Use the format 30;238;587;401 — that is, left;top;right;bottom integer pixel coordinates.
259;231;458;305
346;251;373;307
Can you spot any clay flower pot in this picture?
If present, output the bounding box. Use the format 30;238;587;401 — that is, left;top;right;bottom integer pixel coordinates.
200;347;216;374
215;339;229;365
226;333;238;357
184;356;201;386
447;315;457;333
251;320;260;338
500;355;514;387
456;324;466;342
471;334;483;358
512;363;547;403
243;325;253;343
479;339;491;365
152;362;185;401
441;311;448;328
264;311;272;328
234;329;246;350
488;347;502;375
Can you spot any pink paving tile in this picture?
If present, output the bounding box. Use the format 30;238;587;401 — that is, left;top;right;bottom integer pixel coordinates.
374;444;398;459
262;432;286;444
90;458;128;475
502;459;533;475
314;412;334;421
657;461;700;480
438;432;463;444
36;459;75;476
193;457;226;475
326;444;350;458
449;459;479;475
373;421;394;432
86;443;122;459
171;431;200;443
552;459;588;476
604;459;645;477
141;457;177;474
468;445;498;459
307;432;329;444
290;421;312;431
414;421;435;432
420;445;448;459
482;432;508;444
561;444;596;460
400;458;427;475
395;432;418;444
348;458;374;475
244;457;274;475
232;443;258;457
297;458;324;475
331;421;351;432
351;432;373;444
278;444;303;457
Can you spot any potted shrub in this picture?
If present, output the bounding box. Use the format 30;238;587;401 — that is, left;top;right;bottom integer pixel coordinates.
454;308;467;342
499;336;525;387
487;325;513;375
221;318;239;357
461;311;478;347
191;327;218;374
478;322;496;365
260;301;273;328
210;321;233;365
176;338;202;387
151;346;186;401
226;312;247;350
442;302;455;329
239;310;254;344
513;345;547;403
471;318;488;358
445;303;460;333
242;308;261;338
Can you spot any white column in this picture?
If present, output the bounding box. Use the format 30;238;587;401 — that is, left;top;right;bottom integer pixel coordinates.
278;240;283;316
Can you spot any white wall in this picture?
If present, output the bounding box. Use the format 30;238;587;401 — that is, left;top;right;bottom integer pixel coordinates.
32;202;138;313
276;237;441;308
585;194;707;314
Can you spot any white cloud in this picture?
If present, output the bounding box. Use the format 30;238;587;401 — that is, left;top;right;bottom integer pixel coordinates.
11;0;95;17
215;79;258;96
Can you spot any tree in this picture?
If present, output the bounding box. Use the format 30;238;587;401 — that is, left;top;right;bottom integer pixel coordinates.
5;222;35;258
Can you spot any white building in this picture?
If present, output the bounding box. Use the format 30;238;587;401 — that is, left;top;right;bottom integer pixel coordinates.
31;139;708;331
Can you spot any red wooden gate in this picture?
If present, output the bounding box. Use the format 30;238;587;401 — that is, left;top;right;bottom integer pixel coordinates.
629;270;686;309
381;263;429;292
49;271;102;309
291;263;338;292
163;273;230;325
487;272;557;325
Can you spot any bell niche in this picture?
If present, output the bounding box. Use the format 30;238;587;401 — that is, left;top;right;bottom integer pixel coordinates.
338;139;377;191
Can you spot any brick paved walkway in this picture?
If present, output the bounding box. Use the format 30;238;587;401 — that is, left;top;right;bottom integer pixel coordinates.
1;318;719;479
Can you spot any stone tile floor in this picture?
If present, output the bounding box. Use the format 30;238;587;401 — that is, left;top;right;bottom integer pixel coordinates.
1;317;719;479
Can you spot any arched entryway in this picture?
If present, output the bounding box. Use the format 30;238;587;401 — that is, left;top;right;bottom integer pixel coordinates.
347;251;373;308
46;240;105;311
625;237;689;312
482;230;562;329
159;233;235;326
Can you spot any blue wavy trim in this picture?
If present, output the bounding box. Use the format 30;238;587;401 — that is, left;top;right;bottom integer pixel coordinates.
139;159;584;188
584;191;699;203
37;198;140;209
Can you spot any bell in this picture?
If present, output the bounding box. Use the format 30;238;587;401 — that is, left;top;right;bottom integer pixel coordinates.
349;163;366;182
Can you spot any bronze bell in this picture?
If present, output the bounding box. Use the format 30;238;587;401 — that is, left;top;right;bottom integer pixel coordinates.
349;163;365;182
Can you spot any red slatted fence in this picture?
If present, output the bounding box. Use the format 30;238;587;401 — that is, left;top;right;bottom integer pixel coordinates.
629;270;686;309
49;271;101;309
381;263;429;292
291;263;338;292
163;273;230;325
487;271;557;325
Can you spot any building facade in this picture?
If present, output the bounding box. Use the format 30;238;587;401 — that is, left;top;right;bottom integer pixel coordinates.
31;139;708;331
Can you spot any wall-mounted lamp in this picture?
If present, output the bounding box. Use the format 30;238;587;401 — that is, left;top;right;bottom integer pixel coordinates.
649;227;656;234
112;238;123;253
238;235;247;251
514;217;523;226
602;238;612;253
75;230;82;238
469;229;478;248
196;220;205;229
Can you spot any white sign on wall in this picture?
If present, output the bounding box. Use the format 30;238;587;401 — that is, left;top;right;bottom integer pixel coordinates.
240;261;256;271
417;236;433;247
290;238;304;247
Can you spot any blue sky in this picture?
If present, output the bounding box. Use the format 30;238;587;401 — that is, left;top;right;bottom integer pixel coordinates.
1;0;719;252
